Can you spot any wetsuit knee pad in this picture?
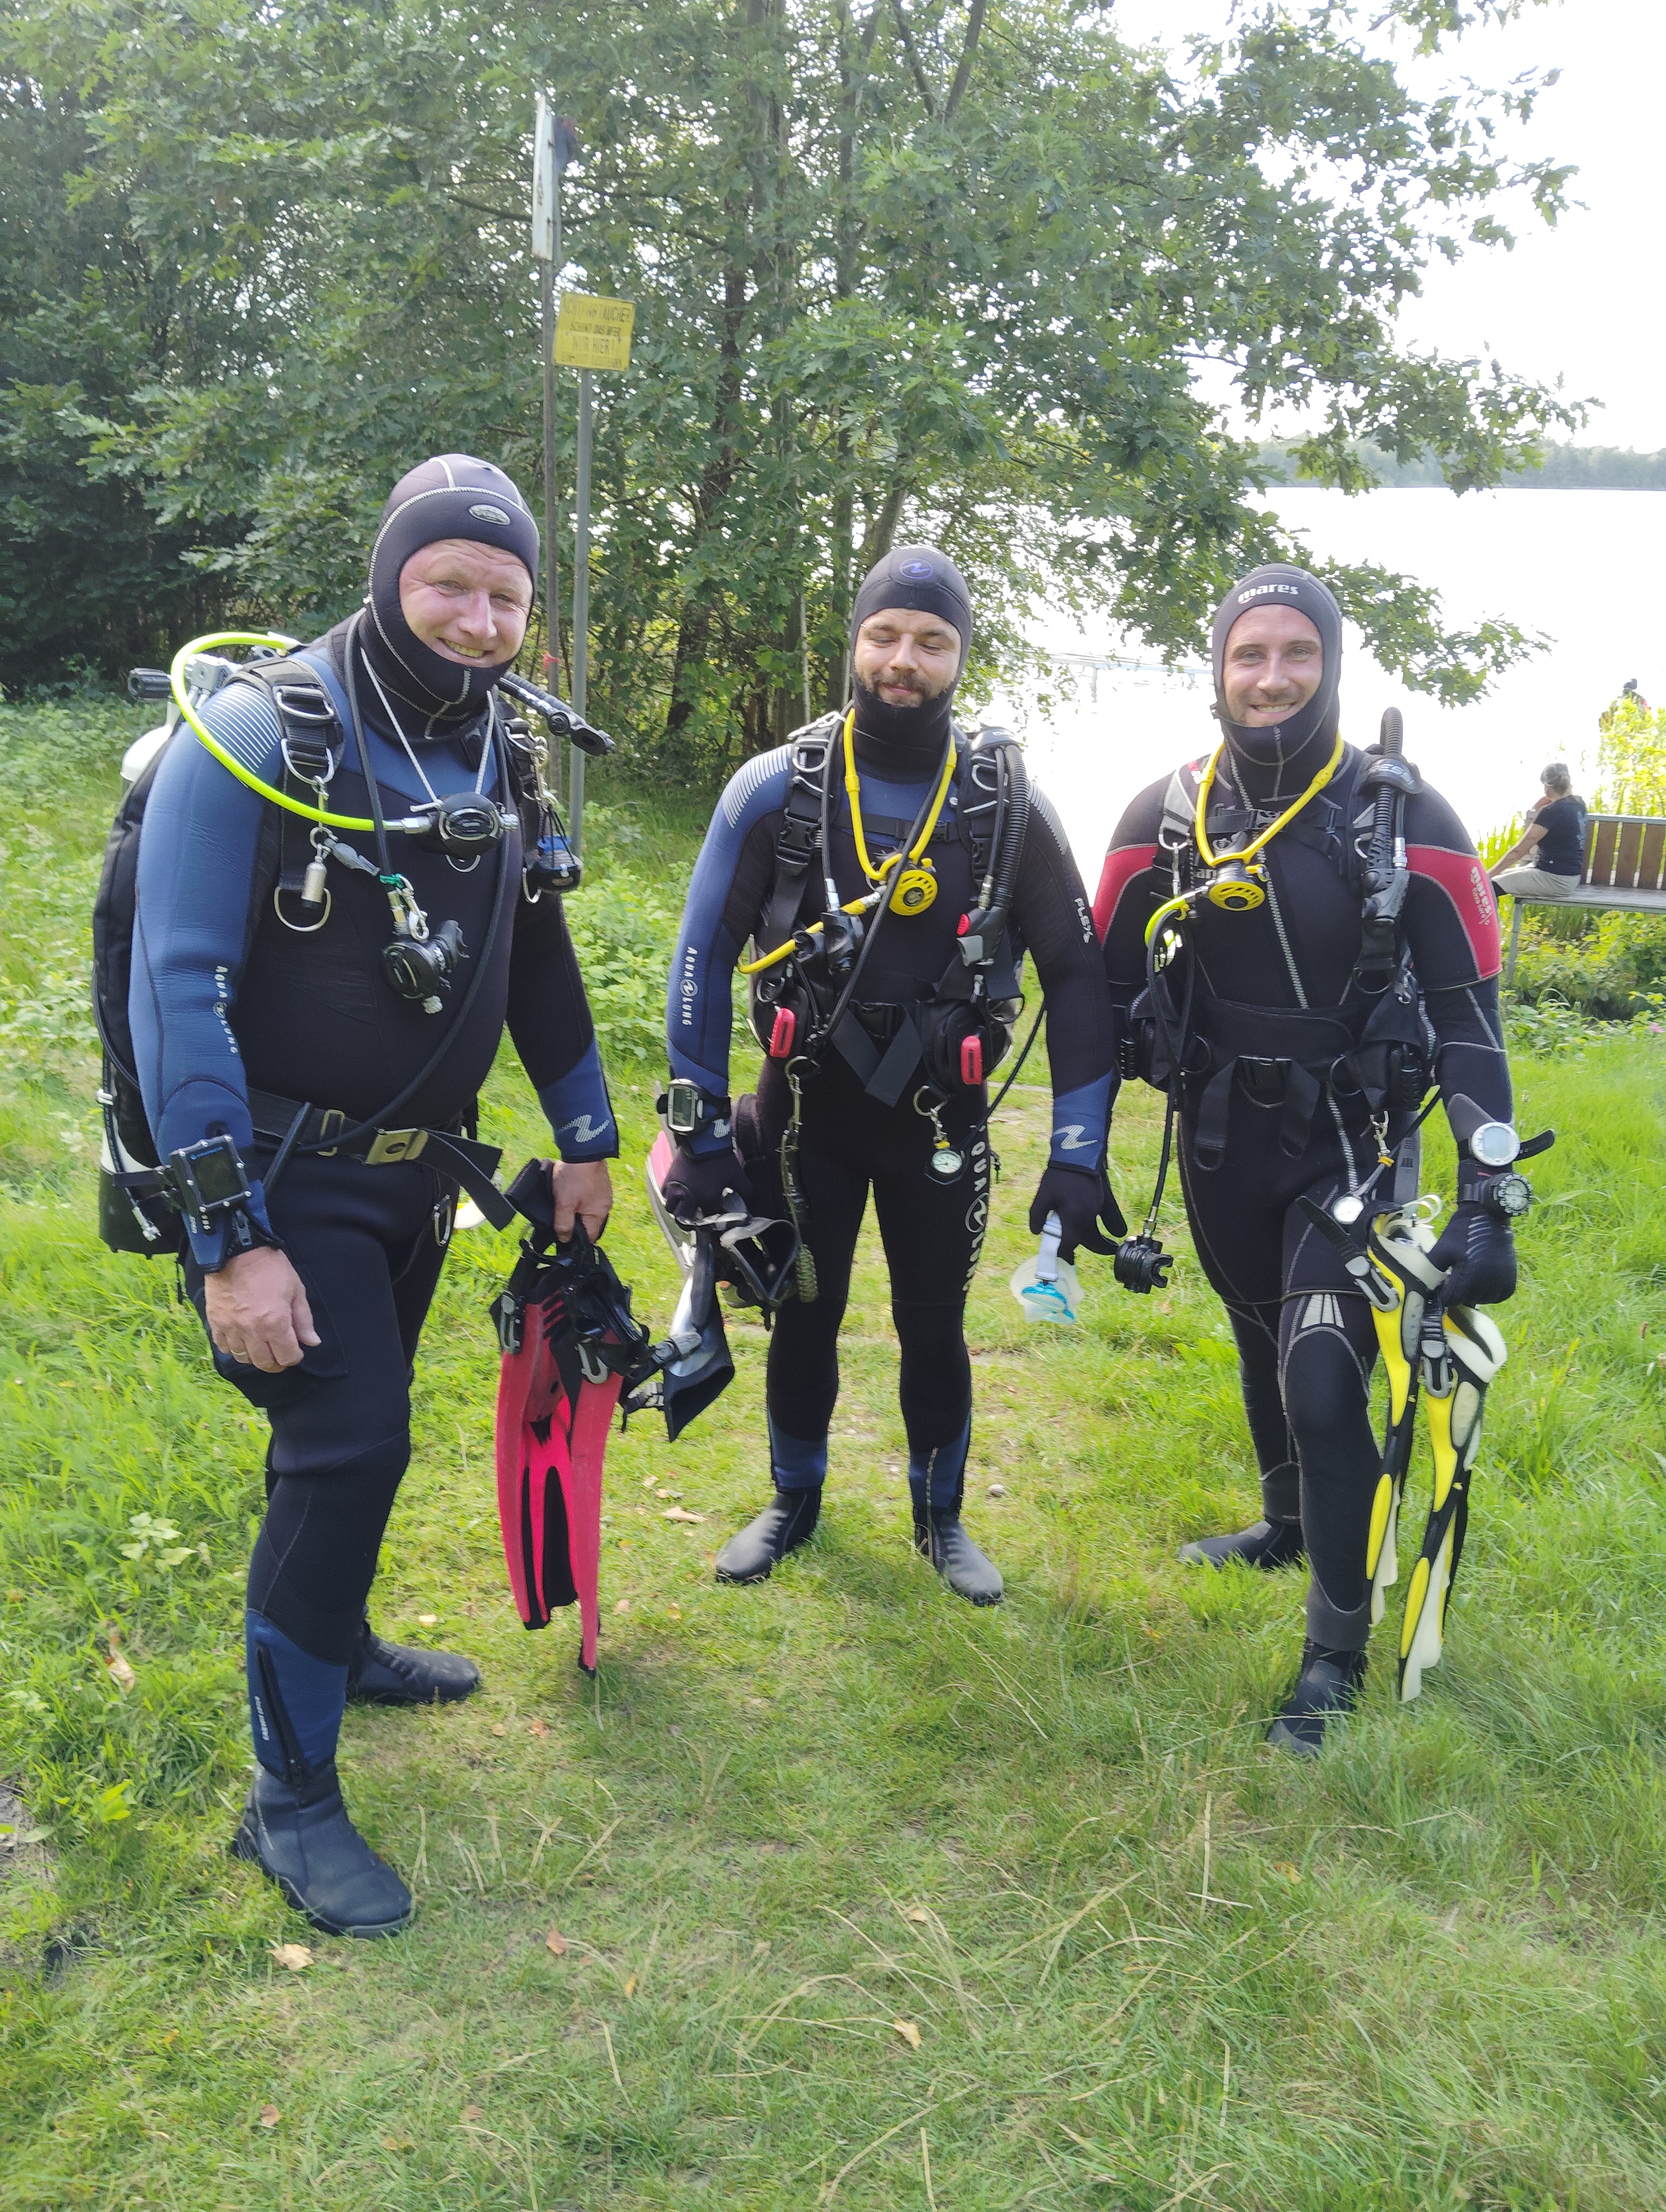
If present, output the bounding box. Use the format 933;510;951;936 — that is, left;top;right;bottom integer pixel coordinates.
247;1431;411;1665
1278;1294;1375;1459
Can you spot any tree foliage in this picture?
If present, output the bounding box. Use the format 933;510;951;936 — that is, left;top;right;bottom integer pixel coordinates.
0;0;1578;761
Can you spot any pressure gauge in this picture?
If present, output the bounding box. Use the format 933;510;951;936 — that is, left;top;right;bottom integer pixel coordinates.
1468;1121;1521;1169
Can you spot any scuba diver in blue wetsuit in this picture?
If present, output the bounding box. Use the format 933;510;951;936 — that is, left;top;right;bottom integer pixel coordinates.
659;545;1120;1603
127;456;616;1933
1096;565;1523;1753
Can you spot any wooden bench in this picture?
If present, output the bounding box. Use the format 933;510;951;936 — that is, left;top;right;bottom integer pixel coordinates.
1501;812;1666;983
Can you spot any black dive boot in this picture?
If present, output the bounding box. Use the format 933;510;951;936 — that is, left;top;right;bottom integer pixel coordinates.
714;1488;822;1584
912;1491;1003;1606
232;1761;414;1936
1266;1640;1368;1758
1178;1519;1305;1571
345;1617;482;1706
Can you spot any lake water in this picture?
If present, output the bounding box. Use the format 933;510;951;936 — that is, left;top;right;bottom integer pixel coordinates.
1001;488;1666;873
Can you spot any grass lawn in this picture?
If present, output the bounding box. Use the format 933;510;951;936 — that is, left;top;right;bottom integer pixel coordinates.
4;696;1666;2211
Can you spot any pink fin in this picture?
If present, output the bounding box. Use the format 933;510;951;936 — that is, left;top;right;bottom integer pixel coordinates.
562;1373;622;1672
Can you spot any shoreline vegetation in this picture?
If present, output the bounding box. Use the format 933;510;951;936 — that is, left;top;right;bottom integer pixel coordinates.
1258;440;1666;491
7;698;1666;2207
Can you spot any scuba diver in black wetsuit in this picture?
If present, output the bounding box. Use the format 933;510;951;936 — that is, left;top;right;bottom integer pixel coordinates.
1095;564;1520;1752
127;456;616;1931
661;545;1120;1603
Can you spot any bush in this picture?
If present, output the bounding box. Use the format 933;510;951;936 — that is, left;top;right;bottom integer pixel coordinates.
1508;908;1666;1021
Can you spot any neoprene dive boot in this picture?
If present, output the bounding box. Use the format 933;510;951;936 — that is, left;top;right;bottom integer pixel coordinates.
1265;1640;1368;1758
714;1487;823;1584
1178;1518;1305;1571
233;1760;414;1937
345;1617;482;1706
913;1494;1003;1606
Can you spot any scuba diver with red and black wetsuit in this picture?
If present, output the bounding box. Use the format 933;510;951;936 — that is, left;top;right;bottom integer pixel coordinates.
661;545;1120;1604
1095;565;1519;1752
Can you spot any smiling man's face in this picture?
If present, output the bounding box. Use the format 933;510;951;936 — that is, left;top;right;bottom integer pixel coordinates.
1221;605;1324;728
852;606;964;708
399;538;533;667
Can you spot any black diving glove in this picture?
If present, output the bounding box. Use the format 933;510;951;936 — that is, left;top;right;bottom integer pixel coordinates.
1029;1162;1126;1262
662;1142;751;1229
1429;1198;1517;1307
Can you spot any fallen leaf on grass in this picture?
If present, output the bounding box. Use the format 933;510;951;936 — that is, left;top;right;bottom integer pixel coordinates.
528;1718;550;1738
623;1972;637;1998
892;2020;922;2049
270;1943;313;1972
103;1626;137;1693
416;1613;438;1628
462;2104;484;2123
661;1507;706;1525
613;1598;631;1615
546;1928;568;1956
906;1908;931;1925
667;1603;682;1619
490;1724;507;1738
1273;1862;1302;1883
383;2134;413;2151
258;2104;281;2129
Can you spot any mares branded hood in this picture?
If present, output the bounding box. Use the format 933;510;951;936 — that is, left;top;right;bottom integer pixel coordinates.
361;454;540;728
849;543;973;763
1210;563;1343;792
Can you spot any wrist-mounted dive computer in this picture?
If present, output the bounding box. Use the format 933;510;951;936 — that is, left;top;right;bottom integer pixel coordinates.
1466;1121;1522;1169
163;1134;253;1226
659;1082;730;1140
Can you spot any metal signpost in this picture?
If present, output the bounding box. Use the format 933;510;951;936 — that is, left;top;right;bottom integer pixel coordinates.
531;98;578;786
552;294;633;850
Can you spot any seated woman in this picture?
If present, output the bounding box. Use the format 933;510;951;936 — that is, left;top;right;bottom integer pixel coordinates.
1491;764;1587;900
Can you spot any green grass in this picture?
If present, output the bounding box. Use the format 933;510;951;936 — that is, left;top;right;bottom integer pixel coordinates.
6;698;1666;2209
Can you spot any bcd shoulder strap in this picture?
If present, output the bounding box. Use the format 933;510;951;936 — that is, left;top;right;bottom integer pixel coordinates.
230;652;354;905
234;652;350;787
761;715;840;943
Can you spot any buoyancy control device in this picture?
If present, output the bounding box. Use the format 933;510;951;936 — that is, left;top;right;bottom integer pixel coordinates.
1112;710;1437;1290
741;710;1033;1111
92;633;607;1256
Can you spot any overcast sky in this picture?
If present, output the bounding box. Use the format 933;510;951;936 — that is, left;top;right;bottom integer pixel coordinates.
1109;0;1665;449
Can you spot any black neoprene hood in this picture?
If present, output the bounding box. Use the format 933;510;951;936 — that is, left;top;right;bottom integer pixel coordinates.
363;453;540;722
850;543;974;661
848;542;973;758
1210;563;1343;768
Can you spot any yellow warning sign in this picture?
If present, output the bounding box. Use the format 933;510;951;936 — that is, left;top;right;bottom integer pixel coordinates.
554;295;634;371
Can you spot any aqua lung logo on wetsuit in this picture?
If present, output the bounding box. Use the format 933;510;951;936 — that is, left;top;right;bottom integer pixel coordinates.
898;558;937;581
469;503;511;525
961;1139;991;1289
677;945;699;1027
1236;582;1299;606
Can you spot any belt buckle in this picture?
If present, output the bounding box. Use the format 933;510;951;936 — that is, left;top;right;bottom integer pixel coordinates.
316;1108;345;1158
365;1127;427;1166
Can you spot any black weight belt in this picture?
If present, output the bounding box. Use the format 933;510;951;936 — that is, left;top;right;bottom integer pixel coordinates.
246;1085;516;1229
